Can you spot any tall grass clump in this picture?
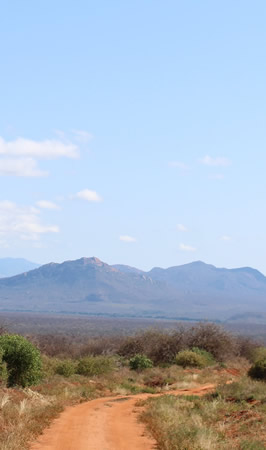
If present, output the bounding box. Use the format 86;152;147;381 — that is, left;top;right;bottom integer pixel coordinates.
76;355;114;376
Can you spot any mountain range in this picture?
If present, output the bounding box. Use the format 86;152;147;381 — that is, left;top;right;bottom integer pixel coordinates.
0;258;40;278
0;257;266;322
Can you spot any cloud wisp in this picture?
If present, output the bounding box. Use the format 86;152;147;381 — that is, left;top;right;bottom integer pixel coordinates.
73;189;103;203
71;129;93;144
0;137;79;159
0;158;48;177
119;235;137;243
220;235;232;241
177;223;188;232
200;155;231;167
0;201;59;243
36;200;60;210
179;243;196;252
0;136;80;177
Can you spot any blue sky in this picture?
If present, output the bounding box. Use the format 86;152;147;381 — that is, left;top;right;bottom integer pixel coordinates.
0;1;266;272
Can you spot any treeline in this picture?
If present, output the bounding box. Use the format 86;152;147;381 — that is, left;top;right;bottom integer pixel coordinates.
29;322;258;363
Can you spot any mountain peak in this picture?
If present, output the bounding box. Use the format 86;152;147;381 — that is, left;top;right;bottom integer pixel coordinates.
80;257;104;266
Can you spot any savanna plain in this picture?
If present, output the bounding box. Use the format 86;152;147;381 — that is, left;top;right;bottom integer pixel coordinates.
0;314;266;450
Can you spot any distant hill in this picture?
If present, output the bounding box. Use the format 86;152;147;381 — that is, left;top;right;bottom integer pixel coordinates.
0;258;40;278
0;257;266;321
112;264;144;275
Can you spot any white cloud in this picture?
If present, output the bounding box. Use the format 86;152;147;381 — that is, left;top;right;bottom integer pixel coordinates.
71;129;93;144
36;200;59;210
0;158;48;177
179;243;196;252
0;201;59;242
0;137;79;159
220;235;232;241
177;223;188;232
119;235;137;243
169;161;189;170
200;155;231;167
74;189;103;202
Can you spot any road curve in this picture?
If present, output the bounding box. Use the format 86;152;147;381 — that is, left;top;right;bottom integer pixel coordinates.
30;384;215;450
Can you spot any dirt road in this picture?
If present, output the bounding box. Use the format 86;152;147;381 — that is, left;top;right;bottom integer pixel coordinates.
30;384;214;450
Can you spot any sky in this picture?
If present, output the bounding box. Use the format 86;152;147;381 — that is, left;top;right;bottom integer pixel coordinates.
0;1;266;273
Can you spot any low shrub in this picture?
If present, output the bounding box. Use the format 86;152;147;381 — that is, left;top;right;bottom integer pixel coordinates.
76;356;114;377
191;347;216;365
186;322;237;361
248;359;266;381
175;350;205;368
251;347;266;363
0;334;42;387
56;360;76;377
129;354;153;371
148;333;184;365
236;336;260;361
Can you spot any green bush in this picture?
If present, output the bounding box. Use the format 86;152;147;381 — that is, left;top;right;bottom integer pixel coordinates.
0;348;8;384
0;334;42;387
129;354;153;371
248;359;266;380
56;360;76;377
77;356;114;377
251;347;266;363
175;350;206;368
191;347;216;365
41;355;59;378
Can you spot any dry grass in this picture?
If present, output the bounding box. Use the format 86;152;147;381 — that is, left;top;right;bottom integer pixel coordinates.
0;372;107;450
140;377;266;449
0;326;259;450
0;355;241;449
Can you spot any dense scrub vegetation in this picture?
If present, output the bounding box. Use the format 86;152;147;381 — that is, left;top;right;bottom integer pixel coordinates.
0;321;266;449
30;322;256;363
141;377;266;449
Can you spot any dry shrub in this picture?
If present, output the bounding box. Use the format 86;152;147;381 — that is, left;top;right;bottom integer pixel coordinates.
145;329;186;365
185;323;237;361
80;336;123;357
118;323;238;364
32;334;76;358
118;336;145;358
236;336;261;361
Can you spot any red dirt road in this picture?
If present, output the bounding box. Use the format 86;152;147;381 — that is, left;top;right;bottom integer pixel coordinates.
30;384;214;450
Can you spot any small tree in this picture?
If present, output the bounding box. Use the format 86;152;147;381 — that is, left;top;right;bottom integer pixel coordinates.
175;350;206;368
248;359;266;380
129;354;153;371
56;360;76;377
0;334;42;387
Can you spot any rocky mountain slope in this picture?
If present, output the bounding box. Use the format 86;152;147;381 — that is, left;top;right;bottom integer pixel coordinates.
0;257;265;320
